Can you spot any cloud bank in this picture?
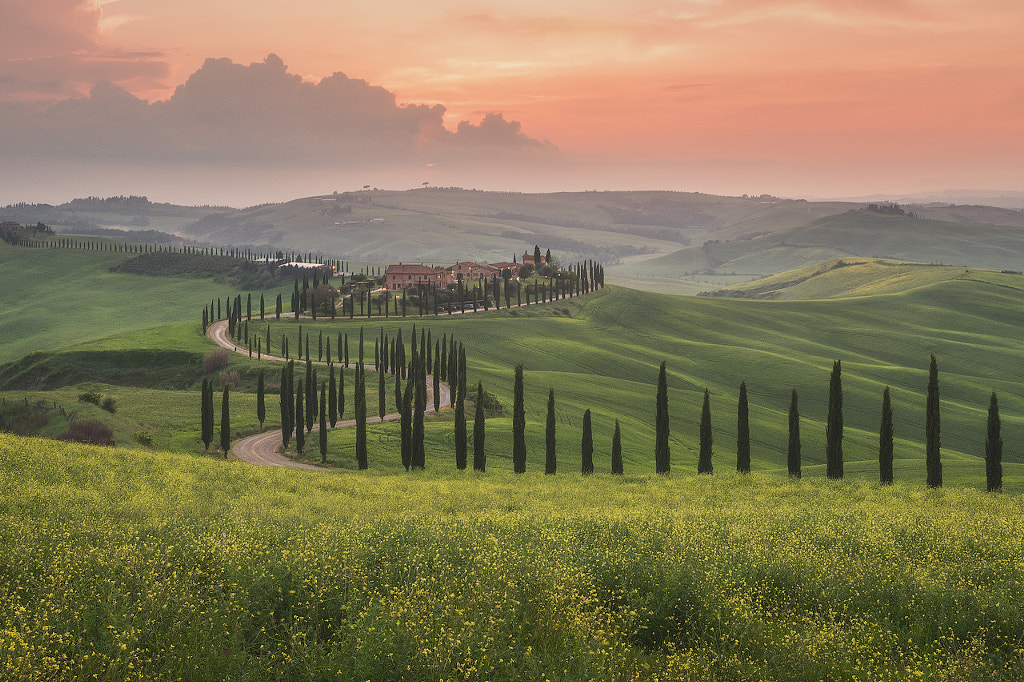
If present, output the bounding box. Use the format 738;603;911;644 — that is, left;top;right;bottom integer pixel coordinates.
0;54;555;170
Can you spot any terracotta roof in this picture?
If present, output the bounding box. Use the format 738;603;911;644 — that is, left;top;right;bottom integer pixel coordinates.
385;263;443;275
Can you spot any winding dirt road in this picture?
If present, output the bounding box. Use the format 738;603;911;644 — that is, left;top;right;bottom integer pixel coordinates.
207;318;451;470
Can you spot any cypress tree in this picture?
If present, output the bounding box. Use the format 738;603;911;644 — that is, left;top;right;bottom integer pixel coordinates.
338;367;345;419
698;388;713;474
512;364;526;473
295;379;305;454
433;352;441;413
879;387;894;485
256;370;266;429
413;355;426;468
926;354;942;487
545;388;556;474
220;386;231;457
355;364;367;469
378;368;386;421
280;363;292;447
581;409;594;474
473;382;486;472
736;381;750;473
260;294;265;320
276;293;282;319
655;361;670;474
986;391;1002;492
788;389;800;478
611;419;623;474
200;378;213;450
344;333;349;367
826;360;844;479
328;365;337;427
454;374;467;470
400;372;413;470
319;384;328;464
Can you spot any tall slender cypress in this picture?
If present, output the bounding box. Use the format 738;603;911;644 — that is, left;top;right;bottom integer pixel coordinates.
986;391;1002;492
220;386;230;457
280;363;292;447
545;388;556;474
512;364;526;473
698;388;713;474
826;360;844;479
581;409;594;474
926;354;942;487
355;364;367;469
319;384;327;464
378;368;386;422
200;378;213;450
433;350;441;413
611;419;623;474
328;365;337;427
473;382;486;472
454;375;467;470
400;372;413;470
412;358;426;468
736;381;750;473
788;389;801;478
655;361;670;474
338;367;345;419
295;379;305;455
879;387;894;484
256;370;266;429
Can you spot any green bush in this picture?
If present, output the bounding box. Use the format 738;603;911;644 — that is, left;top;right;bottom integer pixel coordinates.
78;390;102;405
100;396;117;413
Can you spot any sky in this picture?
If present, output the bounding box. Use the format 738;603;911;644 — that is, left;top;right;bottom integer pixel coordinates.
1;0;1022;206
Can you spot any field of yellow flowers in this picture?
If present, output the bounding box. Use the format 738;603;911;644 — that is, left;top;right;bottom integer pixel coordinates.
0;432;1021;681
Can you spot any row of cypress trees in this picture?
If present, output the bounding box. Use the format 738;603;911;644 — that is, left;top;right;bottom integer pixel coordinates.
505;357;1003;491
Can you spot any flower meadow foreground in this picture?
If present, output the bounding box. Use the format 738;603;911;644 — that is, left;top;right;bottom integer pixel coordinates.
0;433;1021;681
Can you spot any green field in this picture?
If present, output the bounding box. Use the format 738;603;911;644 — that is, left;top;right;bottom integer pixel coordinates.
2;238;1024;679
0;240;291;364
5;269;1024;490
0;433;1020;680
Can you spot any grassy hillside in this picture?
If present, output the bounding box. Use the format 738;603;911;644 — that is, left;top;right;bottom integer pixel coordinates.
9;277;1014;489
0;241;295;364
640;209;1024;292
703;258;1002;300
0;432;1020;680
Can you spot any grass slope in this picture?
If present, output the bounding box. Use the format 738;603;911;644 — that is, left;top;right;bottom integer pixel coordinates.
704;258;1001;300
642;209;1024;291
145;278;1024;491
0;241;291;363
0;432;1020;681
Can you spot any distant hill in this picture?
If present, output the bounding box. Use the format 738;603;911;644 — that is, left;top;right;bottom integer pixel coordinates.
642;209;1024;292
5;189;1024;295
700;258;1022;300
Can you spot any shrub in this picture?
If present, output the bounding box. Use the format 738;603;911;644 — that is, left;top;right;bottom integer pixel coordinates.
203;348;230;374
133;431;154;446
101;396;117;413
58;420;114;446
219;371;240;388
78;390;102;405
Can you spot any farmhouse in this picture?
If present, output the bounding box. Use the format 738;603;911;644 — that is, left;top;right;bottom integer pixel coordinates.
521;251;546;267
448;261;499;281
385;263;451;291
489;261;520;277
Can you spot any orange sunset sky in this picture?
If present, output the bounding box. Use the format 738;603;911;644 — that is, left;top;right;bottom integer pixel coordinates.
2;0;1022;204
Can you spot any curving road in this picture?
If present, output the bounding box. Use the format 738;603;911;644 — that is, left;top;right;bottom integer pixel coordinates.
207;318;451;470
207;286;588;469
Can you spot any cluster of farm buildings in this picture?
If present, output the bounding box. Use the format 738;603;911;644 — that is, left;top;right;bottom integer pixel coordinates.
382;252;546;291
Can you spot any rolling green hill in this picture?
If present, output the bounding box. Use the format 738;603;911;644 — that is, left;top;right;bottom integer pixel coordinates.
702;258;1008;300
6;273;1023;490
642;209;1024;292
0;240;292;364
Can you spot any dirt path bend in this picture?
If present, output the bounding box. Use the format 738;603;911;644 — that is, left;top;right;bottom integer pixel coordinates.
206;318;451;470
